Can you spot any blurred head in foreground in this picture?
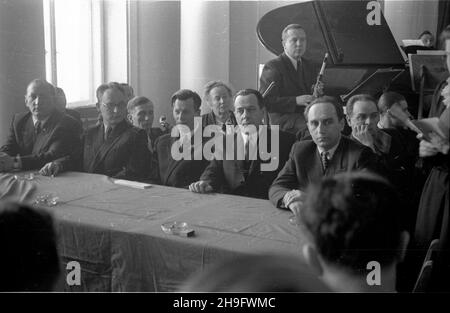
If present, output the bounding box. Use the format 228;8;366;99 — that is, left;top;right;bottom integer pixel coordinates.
180;253;329;292
0;202;60;291
301;171;409;292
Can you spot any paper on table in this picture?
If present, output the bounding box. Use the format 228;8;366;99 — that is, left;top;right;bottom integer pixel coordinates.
112;179;152;189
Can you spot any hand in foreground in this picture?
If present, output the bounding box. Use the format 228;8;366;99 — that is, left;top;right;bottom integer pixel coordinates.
296;95;313;106
189;180;213;193
352;124;375;150
288;201;304;217
39;162;62;177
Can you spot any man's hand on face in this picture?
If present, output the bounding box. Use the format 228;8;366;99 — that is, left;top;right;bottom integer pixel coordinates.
189;180;213;194
296;95;314;106
352;124;375;151
0;153;14;172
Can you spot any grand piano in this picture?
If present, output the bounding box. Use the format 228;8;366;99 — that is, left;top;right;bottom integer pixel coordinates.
256;0;432;116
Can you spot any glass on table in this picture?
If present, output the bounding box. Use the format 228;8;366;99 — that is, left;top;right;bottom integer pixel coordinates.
34;193;59;207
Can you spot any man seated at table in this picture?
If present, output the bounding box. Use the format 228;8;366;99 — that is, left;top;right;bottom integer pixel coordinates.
44;82;150;179
0;201;61;291
345;94;411;215
300;172;410;292
154;89;209;188
0;79;81;172
127;96;168;153
189;89;295;199
268;96;377;215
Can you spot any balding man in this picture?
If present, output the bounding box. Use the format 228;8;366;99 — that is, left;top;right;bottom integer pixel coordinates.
269;96;377;216
259;24;321;135
0;79;81;172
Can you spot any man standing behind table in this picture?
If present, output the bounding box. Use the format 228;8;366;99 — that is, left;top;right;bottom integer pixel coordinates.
259;24;321;135
189;89;296;199
0;79;80;172
268;96;377;216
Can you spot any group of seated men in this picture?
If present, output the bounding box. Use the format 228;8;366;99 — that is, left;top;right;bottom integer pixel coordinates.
0;79;423;210
0;76;448;291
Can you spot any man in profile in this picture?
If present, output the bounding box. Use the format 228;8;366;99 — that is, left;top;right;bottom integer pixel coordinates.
269;96;377;216
259;24;320;135
189;89;295;199
301;172;409;292
0;79;80;172
154;89;209;187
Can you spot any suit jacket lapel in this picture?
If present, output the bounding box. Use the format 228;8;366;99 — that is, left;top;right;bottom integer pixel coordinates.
281;53;301;88
326;137;346;176
92;121;129;171
306;148;323;183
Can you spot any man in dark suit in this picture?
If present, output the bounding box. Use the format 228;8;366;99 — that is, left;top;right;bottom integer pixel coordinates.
55;87;83;130
189;89;296;199
259;24;321;135
154;89;209;188
268;96;377;215
0;79;81;172
78;82;150;180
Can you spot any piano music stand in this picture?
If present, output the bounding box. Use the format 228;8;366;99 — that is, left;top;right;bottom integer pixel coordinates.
409;54;448;118
340;68;403;103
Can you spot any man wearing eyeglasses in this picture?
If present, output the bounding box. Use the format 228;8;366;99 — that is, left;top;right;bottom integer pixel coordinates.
0;79;80;172
80;82;150;180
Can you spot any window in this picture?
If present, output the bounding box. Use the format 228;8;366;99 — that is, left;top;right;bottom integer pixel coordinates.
44;0;128;108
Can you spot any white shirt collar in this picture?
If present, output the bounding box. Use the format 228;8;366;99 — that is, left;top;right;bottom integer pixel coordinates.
32;115;50;127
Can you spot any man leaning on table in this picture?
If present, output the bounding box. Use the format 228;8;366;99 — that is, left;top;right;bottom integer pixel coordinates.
189;89;296;199
268;96;378;216
40;82;151;181
0;79;81;173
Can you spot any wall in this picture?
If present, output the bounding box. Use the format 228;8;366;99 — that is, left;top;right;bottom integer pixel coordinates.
0;0;45;143
384;0;439;46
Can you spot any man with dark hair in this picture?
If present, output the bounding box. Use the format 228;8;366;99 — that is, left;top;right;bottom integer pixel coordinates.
301;172;410;292
0;79;81;172
54;87;82;129
269;96;377;215
154;89;209;187
189;89;295;199
45;82;151;179
259;24;321;135
0;202;60;291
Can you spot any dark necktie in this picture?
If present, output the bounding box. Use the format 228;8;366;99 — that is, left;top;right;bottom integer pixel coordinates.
321;151;330;171
105;127;113;141
296;60;302;76
34;121;41;135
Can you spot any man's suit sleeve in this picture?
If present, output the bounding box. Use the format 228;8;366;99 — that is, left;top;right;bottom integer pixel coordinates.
199;159;224;191
356;145;380;174
0;115;19;156
268;143;300;208
20;122;79;170
259;62;298;114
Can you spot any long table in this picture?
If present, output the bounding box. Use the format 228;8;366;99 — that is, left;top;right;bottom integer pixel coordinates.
0;171;309;292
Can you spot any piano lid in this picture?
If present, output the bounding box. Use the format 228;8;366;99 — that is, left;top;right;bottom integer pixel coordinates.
257;0;405;67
